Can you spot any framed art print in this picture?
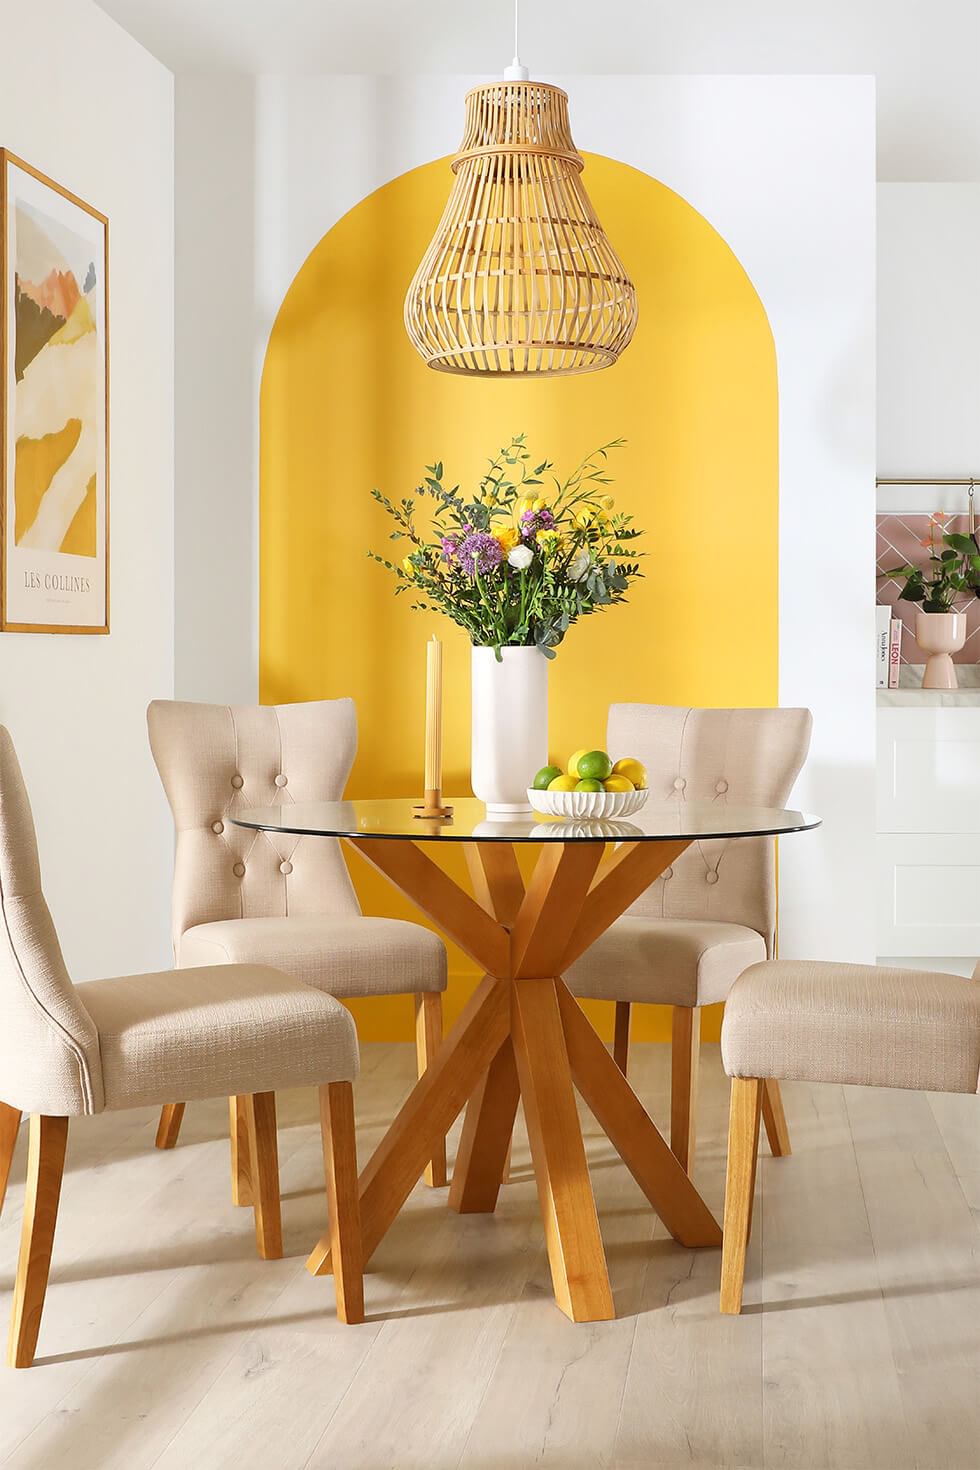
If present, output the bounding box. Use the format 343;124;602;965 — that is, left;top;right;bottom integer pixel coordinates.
1;151;108;633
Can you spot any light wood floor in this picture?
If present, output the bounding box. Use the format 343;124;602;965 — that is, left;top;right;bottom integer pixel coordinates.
1;1042;979;1470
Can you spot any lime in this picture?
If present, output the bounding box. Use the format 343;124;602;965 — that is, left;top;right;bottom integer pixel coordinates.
603;774;635;793
611;757;648;790
577;750;613;781
533;764;563;790
575;777;604;792
548;774;579;792
566;747;590;777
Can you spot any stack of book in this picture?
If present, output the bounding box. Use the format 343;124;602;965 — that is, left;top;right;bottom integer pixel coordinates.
876;605;903;689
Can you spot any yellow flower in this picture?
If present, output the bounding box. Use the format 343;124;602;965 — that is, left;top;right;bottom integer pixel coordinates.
599;495;615;511
401;555;415;575
513;495;533;523
537;527;560;546
574;507;593;529
494;527;519;554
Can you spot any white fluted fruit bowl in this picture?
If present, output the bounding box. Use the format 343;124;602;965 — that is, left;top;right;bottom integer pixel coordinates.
527;786;649;820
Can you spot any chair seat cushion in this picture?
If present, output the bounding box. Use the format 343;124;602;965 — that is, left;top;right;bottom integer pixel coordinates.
78;964;359;1111
564;917;766;1008
177;915;447;998
722;960;980;1094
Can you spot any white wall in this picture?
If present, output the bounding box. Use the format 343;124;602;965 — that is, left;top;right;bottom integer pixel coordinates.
176;73;877;965
0;0;174;979
94;0;980;182
878;184;980;480
174;75;258;704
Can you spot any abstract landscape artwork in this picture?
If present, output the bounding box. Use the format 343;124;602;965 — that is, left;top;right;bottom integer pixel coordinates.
1;151;108;632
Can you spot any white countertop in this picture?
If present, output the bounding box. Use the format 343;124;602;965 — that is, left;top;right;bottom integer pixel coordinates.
878;689;980;706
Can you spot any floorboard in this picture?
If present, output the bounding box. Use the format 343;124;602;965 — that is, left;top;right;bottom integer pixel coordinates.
0;1045;977;1469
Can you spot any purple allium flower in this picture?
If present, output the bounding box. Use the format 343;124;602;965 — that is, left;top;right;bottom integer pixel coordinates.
457;531;503;578
520;507;556;535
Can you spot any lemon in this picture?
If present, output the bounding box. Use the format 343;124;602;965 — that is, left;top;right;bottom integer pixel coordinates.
548;774;578;792
533;764;563;791
577;750;613;781
603;774;635;793
612;757;648;790
566;747;591;777
575;778;604;792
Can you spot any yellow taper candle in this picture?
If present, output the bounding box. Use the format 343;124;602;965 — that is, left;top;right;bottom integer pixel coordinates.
424;634;443;799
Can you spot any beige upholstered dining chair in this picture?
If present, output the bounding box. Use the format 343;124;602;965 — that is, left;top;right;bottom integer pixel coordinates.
719;957;980;1313
147;698;448;1190
566;704;813;1174
0;725;364;1368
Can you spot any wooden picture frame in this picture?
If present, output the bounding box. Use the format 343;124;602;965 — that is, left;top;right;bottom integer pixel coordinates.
1;150;109;634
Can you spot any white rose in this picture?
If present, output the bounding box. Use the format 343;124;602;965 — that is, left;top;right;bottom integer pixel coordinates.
508;544;534;570
568;548;591;582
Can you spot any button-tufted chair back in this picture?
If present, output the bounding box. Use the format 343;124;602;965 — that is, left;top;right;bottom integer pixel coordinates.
0;726;103;1115
148;700;362;955
608;705;813;953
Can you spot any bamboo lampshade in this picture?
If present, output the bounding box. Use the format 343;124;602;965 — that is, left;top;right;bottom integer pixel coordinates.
404;79;638;376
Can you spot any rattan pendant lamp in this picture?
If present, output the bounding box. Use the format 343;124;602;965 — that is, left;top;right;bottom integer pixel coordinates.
404;2;638;376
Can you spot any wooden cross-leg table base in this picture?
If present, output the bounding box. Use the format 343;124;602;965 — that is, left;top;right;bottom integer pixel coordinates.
306;835;723;1323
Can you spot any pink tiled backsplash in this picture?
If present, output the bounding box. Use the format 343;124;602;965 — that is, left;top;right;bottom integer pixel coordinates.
877;514;980;663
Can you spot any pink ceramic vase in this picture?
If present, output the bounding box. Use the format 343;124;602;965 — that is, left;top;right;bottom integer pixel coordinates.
914;611;967;689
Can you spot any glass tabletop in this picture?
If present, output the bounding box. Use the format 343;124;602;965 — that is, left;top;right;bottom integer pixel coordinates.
232;798;821;844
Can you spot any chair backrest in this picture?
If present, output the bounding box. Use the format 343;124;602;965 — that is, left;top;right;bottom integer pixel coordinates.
608;705;813;953
0;727;103;1115
148;699;361;952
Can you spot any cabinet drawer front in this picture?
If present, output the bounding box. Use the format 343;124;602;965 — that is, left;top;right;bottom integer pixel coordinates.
877;835;980;956
878;709;980;833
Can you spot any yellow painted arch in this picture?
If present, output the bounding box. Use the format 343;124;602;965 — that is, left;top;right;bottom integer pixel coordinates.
260;153;777;1042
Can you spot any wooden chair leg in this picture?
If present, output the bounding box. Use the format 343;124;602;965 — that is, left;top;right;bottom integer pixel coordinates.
0;1101;22;1217
241;1093;282;1260
415;992;447;1187
670;1006;700;1175
229;1096;253;1206
720;1077;762;1315
319;1082;364;1324
613;1001;631;1075
761;1078;792;1157
8;1114;68;1368
155;1102;185;1150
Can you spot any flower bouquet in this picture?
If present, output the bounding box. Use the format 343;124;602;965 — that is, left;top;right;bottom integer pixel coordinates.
368;433;644;660
368;433;644;810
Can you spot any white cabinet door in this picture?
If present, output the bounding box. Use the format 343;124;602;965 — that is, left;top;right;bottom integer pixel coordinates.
877;834;980;956
877;708;980;834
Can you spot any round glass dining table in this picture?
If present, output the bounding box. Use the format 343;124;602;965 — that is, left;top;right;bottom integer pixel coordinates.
232;797;820;1324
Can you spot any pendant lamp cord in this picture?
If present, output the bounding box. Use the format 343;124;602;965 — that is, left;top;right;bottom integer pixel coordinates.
504;0;529;78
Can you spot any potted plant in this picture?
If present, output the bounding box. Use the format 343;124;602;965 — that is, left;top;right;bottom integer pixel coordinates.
369;434;644;810
881;515;980;688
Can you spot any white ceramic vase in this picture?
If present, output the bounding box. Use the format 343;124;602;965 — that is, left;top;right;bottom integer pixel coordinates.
471;645;549;813
915;611;967;689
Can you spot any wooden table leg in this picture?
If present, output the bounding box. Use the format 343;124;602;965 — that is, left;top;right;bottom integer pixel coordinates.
307;973;510;1276
556;982;722;1249
512;977;615;1323
448;1035;520;1214
307;834;722;1324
